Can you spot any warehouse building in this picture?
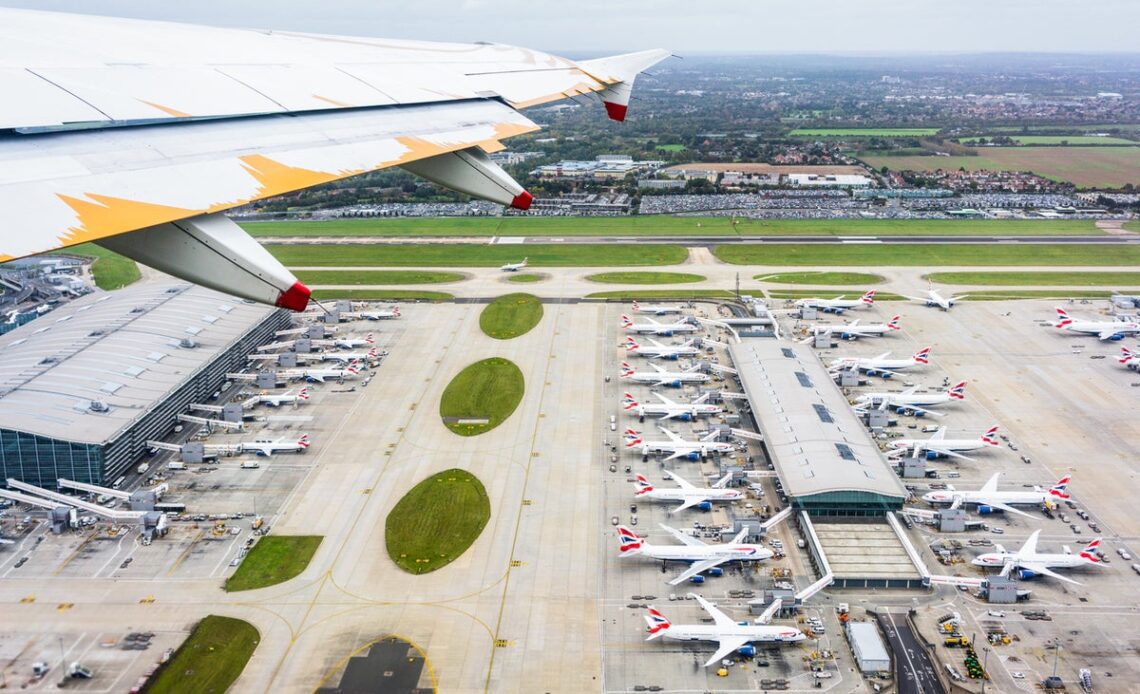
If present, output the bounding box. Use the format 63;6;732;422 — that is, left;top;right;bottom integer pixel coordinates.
728;340;907;515
0;282;291;487
846;621;891;674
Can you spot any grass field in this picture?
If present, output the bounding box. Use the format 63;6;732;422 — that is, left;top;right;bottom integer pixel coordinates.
766;289;906;301
386;469;490;574
506;273;543;283
479;293;543;339
310;289;453;301
714;243;1140;266
224;536;322;592
248;217;1099;238
961;136;1137;146
789;128;940;137
862;147;1140;188
295;270;463;285
1125;221;1140;233
267;243;687;266
439;357;524;436
586;289;740;299
585;271;705;284
144;616;259;694
61;243;140;290
927;271;1140;286
656;143;686;152
961;290;1130;300
755;271;885;285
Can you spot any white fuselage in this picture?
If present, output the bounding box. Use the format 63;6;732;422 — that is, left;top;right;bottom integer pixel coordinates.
832;356;920;373
360;311;398;320
628;345;701;359
1060;319;1140;339
625;321;698;335
637;487;742;505
240;441;305;456
321;351;371;363
636;305;682;315
816;323;893;338
630;439;734;458
799;297;865;311
658;624;806;645
623;371;710;385
256;395;305;407
922;488;1055;507
859;391;951;408
335;339;370;349
300;368;358;382
889;437;995;454
634;542;773;564
972;549;1095;570
630;403;722;420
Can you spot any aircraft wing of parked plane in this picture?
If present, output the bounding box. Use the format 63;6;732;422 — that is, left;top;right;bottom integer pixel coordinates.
0;9;667;311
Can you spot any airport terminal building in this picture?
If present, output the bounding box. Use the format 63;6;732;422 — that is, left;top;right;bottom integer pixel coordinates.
0;282;290;487
728;340;908;515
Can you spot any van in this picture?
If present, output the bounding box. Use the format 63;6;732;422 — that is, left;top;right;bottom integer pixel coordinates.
609;414;617;431
167;462;186;470
814;672;833;679
240;462;261;469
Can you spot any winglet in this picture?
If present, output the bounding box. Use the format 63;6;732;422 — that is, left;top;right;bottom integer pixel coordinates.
578;49;672;122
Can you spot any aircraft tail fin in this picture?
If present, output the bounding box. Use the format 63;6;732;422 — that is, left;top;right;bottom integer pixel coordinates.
365;333;375;344
1049;475;1072;500
617;526;644;554
888;315;901;330
982;425;1000;446
643;606;672;638
1079;537;1102;562
948;381;967;400
861;289;876;305
1121;347;1135;364
1055;307;1073;328
297;388;311;401
633;474;654;495
913;346;931;364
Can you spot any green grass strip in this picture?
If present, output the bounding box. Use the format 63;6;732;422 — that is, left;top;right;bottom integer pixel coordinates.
479;293;543;339
506;273;543;283
295;270;463;285
224;536;322;592
755;271;885;285
386;469;491;574
928;271;1140;286
267;243;687;266
143;616;259;694
585;271;705;284
714;243;1140;266
309;289;452;301
439;357;524;436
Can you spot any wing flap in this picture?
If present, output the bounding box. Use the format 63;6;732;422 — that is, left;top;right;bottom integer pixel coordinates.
0;100;537;262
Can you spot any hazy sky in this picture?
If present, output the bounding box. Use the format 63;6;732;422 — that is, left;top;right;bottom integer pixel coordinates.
2;0;1137;55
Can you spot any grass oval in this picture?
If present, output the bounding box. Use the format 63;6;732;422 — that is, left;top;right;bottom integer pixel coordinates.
586;271;705;285
755;271;884;285
145;616;259;694
386;469;491;574
440;357;524;436
479;293;543;339
224;535;322;592
506;273;544;283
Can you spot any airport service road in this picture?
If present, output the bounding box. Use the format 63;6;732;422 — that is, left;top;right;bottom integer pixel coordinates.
293;263;1140;300
878;612;945;694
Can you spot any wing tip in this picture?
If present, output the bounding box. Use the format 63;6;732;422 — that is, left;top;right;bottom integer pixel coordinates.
276;281;312;312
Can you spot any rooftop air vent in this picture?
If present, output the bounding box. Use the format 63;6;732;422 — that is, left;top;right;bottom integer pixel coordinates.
179;338;198;349
38;356;57;365
88;400;109;413
88;329;104;337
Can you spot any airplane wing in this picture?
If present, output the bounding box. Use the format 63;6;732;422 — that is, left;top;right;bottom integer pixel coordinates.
693;594;737;630
703;637;752;668
974;500;1035;519
0;9;668;310
937;448;976;462
906;404;945;418
1020;530;1041;556
658;428;687;445
306;374;327;383
1098;329;1126;341
658;523;707;547
872;351;891;361
1017;562;1082;586
929;427;947;441
652;392;678;406
670;558;730;586
648;363;667;373
662;470;696;490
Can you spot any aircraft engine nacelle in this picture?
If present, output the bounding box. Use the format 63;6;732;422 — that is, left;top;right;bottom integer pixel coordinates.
689;574;706;584
823;307;842;315
707;566;724;577
663;354;679;361
1107;334;1125;341
667;380;683;388
678;413;693;422
686;452;700;461
737;644;757;658
1016;569;1038;580
840;332;857;340
658;329;675;337
698;501;713;511
925;450;941;461
977;505;1004;515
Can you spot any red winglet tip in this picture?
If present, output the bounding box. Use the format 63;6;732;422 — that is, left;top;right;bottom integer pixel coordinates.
510;190;534;211
604;101;628;122
276;281;311;312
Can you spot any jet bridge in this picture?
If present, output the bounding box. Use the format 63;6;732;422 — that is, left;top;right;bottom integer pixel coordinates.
7;479;168;540
57;478;167;512
0;489;76;533
177;413;244;431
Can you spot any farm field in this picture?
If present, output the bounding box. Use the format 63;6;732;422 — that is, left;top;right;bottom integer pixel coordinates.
248;217;1100;238
789;127;940;137
862;146;1140;188
960;136;1136;146
714;243;1140;266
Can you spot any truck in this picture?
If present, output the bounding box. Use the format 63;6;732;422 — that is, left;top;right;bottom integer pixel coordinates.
239;461;261;469
167;462;186;470
137;462;150;474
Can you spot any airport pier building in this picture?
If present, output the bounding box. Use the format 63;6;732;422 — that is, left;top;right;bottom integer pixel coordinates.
0;282;291;487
